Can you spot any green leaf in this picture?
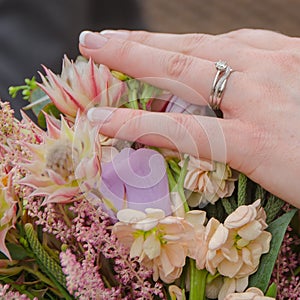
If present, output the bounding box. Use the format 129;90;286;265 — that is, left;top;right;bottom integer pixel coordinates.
6;243;29;260
265;282;277;298
249;208;297;292
28;87;51;117
37;103;61;129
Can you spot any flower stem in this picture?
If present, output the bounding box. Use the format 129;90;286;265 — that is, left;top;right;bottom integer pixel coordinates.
189;259;208;300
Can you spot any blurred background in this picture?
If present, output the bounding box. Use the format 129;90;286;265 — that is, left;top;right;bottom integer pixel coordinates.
142;0;300;35
2;0;300;119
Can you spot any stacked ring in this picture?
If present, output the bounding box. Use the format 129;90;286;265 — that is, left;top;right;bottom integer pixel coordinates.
209;60;233;110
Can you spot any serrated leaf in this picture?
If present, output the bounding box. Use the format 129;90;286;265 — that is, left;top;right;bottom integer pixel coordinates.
249;208;297;292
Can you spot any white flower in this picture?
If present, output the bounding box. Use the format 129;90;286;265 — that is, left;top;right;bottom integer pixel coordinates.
180;155;236;206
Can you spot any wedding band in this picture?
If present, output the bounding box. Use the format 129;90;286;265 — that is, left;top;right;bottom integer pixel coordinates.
210;60;233;110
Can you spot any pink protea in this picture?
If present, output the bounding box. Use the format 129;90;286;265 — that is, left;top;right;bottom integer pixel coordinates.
20;113;102;204
39;56;127;118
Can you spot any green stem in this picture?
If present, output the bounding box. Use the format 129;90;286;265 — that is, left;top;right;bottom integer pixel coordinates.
237;173;247;206
189;259;208;300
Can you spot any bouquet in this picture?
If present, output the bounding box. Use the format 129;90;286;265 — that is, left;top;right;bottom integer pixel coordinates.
0;55;299;300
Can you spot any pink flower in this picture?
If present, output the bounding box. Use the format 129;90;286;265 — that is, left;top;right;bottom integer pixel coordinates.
20;114;102;204
0;172;17;260
39;56;126;118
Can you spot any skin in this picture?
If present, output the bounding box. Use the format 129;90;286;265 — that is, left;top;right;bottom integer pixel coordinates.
79;29;300;208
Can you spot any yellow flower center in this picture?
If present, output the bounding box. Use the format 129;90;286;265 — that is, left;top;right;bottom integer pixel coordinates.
234;234;250;249
45;140;77;180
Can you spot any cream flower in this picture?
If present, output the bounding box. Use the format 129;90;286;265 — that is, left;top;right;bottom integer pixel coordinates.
113;208;196;283
224;287;275;300
205;200;271;280
20;114;102;204
169;285;184;300
180;155;236;206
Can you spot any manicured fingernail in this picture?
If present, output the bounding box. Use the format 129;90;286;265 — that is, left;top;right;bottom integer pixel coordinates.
87;107;115;123
79;30;108;48
100;29;129;39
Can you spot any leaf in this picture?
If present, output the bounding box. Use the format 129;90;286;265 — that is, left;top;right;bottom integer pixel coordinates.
6;243;29;260
28;87;51;116
37;103;61;129
248;208;297;292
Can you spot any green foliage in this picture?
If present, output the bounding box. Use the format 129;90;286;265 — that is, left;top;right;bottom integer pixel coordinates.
9;77;38;100
24;223;73;300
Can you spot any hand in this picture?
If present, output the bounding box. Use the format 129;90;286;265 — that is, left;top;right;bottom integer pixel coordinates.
79;29;300;208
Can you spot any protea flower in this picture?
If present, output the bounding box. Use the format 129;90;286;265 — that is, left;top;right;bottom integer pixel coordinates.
20;113;102;204
39;56;127;118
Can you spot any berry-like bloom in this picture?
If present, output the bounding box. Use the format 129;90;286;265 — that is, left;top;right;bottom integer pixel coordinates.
180;155;236;206
113;208;196;283
20;114;102;204
39;56;126;118
205;200;271;280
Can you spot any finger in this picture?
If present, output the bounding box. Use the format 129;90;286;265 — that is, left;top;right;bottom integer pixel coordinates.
222;28;293;50
79;31;243;111
87;107;245;168
100;30;251;67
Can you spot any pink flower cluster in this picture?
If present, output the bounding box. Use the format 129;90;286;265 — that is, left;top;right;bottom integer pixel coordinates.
0;284;37;300
271;225;300;300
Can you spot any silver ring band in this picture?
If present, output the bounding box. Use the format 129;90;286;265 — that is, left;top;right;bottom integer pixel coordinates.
210;61;232;110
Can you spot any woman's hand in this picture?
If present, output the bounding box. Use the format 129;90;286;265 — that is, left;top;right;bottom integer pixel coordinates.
79;29;300;208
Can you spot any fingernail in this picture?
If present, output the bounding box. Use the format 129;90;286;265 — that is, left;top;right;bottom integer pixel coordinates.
87;107;115;123
100;29;129;39
79;30;108;48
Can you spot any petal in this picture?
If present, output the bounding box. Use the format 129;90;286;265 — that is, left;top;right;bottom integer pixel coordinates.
209;224;229;250
236;276;249;292
117;209;146;223
165;243;187;268
130;235;144;258
238;220;262;241
144;233;161;259
218;278;236;300
218;258;243;277
222;246;239;263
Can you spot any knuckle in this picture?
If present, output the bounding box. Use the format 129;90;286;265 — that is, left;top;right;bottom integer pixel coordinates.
116;40;135;60
164;53;193;78
129;30;151;44
181;34;210;54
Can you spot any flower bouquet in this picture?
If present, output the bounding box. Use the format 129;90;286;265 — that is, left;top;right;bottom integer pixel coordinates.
0;56;299;299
